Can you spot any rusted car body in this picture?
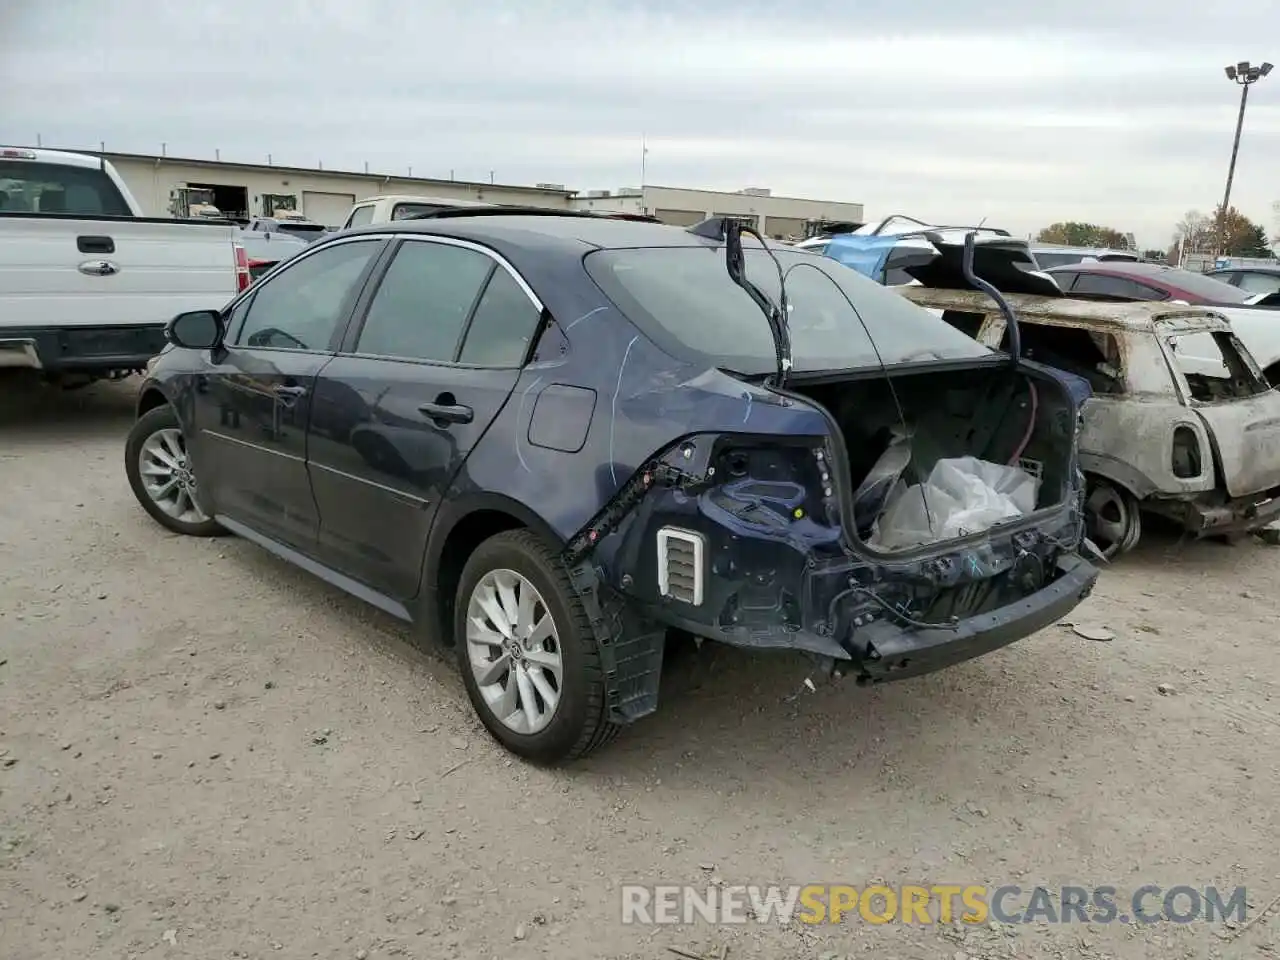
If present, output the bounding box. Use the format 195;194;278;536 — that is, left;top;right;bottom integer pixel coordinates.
899;287;1280;557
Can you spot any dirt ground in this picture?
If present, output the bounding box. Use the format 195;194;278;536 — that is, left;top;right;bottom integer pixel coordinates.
1;378;1277;960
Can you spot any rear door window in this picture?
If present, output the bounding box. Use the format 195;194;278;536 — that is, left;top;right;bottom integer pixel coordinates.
1034;251;1086;268
0;160;132;216
1003;322;1125;394
457;268;542;367
1072;273;1150;299
354;240;495;362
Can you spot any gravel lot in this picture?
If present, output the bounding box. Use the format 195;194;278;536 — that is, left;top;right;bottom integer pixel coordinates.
1;378;1278;960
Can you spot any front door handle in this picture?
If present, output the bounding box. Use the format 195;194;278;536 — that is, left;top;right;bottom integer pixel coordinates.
274;384;308;400
418;400;473;425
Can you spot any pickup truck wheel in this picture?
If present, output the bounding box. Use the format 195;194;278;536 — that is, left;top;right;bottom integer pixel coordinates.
125;405;223;537
1085;478;1141;559
455;529;619;764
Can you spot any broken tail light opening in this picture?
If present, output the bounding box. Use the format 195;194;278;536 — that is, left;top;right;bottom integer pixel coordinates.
700;437;843;536
1171;424;1203;480
563;433;839;566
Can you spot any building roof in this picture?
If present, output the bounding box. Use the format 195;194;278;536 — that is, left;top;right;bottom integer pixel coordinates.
639;184;861;206
73;148;577;197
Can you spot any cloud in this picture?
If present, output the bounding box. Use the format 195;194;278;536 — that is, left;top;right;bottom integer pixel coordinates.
1;0;1277;247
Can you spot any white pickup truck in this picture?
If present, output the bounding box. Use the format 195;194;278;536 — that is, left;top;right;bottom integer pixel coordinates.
339;194;492;229
0;146;247;385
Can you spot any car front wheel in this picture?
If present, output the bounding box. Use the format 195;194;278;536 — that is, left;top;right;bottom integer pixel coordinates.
125;404;223;537
455;529;619;764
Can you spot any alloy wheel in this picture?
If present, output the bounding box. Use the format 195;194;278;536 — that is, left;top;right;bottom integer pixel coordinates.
138;428;210;525
465;568;564;735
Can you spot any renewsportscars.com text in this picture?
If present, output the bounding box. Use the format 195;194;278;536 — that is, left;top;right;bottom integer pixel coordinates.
620;884;1248;926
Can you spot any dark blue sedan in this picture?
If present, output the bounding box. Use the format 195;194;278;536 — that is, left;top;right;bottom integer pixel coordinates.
125;211;1097;763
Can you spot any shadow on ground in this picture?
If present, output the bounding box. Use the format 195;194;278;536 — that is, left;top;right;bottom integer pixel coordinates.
214;499;1268;792
0;374;137;440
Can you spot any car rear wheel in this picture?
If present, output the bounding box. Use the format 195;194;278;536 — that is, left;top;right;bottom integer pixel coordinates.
1085;478;1141;559
455;529;619;764
125;405;223;537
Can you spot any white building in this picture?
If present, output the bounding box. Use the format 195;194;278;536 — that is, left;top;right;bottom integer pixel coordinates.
571;185;864;238
96;149;575;225
67;148;864;237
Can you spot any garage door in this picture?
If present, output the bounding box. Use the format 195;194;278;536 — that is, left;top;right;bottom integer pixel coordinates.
764;216;804;239
302;191;357;227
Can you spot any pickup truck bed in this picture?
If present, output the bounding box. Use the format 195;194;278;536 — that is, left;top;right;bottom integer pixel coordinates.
0;213;239;375
0;146;242;382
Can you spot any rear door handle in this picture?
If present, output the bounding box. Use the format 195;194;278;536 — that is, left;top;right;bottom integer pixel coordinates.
77;235;115;254
418;401;473;424
274;384;308;400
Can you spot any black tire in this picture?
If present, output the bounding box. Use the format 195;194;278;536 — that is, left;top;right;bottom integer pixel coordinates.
454;529;619;764
124;405;224;537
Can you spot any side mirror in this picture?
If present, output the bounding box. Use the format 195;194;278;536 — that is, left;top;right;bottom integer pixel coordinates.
166;310;223;350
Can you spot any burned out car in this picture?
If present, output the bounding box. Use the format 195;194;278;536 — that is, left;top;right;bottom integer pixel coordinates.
124;210;1098;764
900;286;1280;557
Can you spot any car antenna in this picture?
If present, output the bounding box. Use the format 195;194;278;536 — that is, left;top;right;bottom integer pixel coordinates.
958;230;1021;366
689;217;792;387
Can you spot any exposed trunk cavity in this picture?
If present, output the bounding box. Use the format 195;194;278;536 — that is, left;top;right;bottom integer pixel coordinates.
791;363;1076;552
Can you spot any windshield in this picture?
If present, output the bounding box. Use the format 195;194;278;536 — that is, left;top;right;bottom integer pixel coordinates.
584;246;992;375
1159;268;1251;303
1033;251;1087;268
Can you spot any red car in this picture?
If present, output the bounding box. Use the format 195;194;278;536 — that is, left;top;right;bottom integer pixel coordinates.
1045;261;1254;305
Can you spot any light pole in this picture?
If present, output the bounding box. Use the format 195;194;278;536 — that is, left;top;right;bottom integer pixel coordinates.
1217;60;1272;255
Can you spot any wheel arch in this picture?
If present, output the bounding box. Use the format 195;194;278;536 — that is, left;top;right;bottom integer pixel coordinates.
1077;453;1154;501
135;383;171;419
421;493;565;647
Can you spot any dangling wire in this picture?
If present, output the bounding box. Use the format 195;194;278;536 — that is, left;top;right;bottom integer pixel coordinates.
779;260;935;539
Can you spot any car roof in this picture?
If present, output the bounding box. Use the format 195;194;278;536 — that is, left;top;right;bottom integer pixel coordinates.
898;286;1227;333
1211;265;1280;275
1047;260;1168;277
344;213;724;251
1031;243;1135;256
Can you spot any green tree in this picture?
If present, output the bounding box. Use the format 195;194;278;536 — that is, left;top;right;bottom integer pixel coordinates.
1036;222;1129;248
1207;205;1274;256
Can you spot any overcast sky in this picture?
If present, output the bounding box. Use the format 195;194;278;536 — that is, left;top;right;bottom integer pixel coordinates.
2;0;1277;248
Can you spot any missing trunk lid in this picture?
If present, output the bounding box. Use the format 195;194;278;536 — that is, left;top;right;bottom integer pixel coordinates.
789;363;1074;553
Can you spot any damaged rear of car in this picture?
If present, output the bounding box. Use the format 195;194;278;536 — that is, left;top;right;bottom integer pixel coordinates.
573;224;1098;695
